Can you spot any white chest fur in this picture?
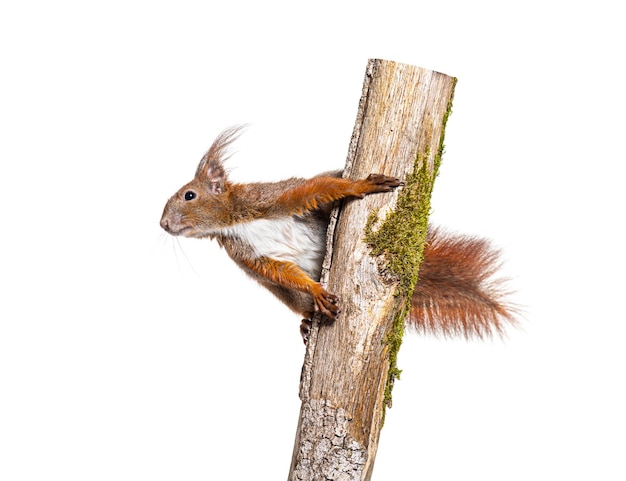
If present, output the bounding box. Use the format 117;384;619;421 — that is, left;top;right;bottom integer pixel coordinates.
222;217;326;279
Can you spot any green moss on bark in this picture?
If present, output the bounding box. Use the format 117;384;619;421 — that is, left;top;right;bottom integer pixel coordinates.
365;80;456;412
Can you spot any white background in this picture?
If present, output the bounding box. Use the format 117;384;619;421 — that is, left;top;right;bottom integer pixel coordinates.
1;1;624;479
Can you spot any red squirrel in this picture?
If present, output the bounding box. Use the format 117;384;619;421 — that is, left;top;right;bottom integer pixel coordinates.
160;126;517;341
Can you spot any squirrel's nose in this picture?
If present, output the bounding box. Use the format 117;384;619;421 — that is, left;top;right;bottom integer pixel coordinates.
160;217;170;232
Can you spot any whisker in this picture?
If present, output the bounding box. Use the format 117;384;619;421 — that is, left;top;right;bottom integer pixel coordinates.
169;236;201;280
153;231;169;250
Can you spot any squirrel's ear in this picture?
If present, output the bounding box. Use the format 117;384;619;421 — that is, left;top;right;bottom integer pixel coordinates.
195;125;246;194
197;156;227;194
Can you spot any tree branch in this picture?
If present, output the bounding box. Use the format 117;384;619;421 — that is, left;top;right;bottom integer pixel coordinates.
289;59;456;481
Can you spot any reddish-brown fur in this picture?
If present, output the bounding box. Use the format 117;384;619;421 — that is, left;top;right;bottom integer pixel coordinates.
239;257;339;319
412;227;518;338
272;175;402;216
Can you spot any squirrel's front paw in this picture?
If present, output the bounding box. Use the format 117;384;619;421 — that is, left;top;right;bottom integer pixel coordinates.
312;286;340;320
364;174;404;194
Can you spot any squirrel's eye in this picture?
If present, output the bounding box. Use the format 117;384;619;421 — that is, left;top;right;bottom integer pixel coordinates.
184;191;196;201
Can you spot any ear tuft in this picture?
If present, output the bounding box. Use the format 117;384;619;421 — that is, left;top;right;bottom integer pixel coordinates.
195;125;247;188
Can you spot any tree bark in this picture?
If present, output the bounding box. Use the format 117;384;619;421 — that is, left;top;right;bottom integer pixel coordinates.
288;59;456;481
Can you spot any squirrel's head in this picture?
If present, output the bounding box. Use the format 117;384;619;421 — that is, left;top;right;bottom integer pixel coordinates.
160;126;243;237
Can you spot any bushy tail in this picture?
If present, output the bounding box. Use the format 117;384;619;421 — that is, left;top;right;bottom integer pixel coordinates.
408;226;518;339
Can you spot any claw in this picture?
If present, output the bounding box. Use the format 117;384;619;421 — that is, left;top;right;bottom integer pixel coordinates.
365;174;404;193
313;288;340;320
